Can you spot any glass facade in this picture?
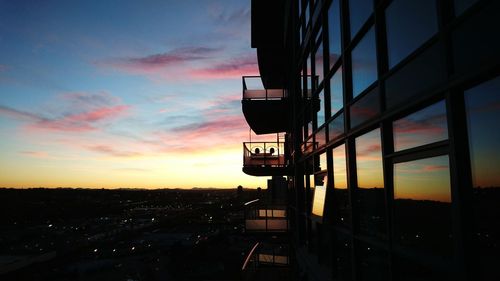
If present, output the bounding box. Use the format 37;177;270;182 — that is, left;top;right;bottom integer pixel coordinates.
244;1;500;280
355;129;385;237
385;0;438;69
465;76;500;281
351;27;377;97
393;101;448;151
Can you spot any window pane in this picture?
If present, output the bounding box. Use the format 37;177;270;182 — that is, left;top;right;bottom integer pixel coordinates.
328;0;342;68
328;111;344;141
465;76;500;280
316;126;326;148
351;27;377;97
350;86;379;128
319;152;327;172
312;173;327;217
385;42;446;108
333;231;353;280
393;101;448;151
452;1;500;76
317;89;325;125
330;66;344;115
393;156;452;257
356;128;386;237
333;144;350;227
357;241;390;281
385;0;438;69
455;0;478;16
349;0;373;37
315;37;324;84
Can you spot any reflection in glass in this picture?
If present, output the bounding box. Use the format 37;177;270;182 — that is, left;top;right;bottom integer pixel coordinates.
333;231;352;280
465;76;500;280
385;42;446;108
316;126;326;149
393;101;448;151
452;1;500;76
357;241;390;281
385;0;438;69
318;89;325;126
332;144;350;227
356;128;385;237
315;37;324;84
349;0;373;37
330;66;343;115
394;156;452;256
328;111;344;141
455;0;479;16
319;152;327;172
351;27;377;97
312;173;327;217
350;87;379;128
328;0;342;68
394;255;452;281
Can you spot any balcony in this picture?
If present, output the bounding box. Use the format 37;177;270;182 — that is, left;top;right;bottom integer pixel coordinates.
243;141;289;177
242;76;290;134
242;242;290;281
244;199;288;233
251;0;287;89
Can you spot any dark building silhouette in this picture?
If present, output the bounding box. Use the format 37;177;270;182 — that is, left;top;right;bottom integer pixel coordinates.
241;0;500;280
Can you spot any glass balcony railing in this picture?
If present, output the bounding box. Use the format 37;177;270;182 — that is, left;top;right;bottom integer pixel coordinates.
243;142;286;168
244;199;288;232
242;242;290;281
243;76;286;100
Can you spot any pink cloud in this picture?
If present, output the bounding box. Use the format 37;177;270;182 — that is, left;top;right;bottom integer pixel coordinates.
423;165;448;172
189;55;259;79
0;64;7;73
28;105;130;132
96;46;220;73
86;144;142;157
19;151;49;158
1;91;131;133
154;113;249;153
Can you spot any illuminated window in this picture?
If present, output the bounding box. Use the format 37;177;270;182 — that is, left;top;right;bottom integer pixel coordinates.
312;172;328;217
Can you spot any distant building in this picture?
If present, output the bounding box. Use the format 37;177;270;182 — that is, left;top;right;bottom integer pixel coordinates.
241;0;500;280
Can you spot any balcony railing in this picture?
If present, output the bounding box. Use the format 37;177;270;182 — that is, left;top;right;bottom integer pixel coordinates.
244;199;288;232
243;76;286;100
243;142;286;168
242;242;290;281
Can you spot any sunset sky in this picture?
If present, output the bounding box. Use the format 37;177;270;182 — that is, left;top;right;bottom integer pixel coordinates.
0;0;268;189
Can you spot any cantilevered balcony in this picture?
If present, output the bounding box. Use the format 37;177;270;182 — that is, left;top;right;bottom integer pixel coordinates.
251;0;287;89
242;76;290;134
243;141;289;176
244;199;288;233
242;242;290;281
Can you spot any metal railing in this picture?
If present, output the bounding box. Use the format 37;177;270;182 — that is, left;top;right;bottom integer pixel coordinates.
242;76;286;100
243;142;286;167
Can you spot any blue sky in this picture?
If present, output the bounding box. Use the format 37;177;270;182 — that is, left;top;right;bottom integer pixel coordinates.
0;0;267;188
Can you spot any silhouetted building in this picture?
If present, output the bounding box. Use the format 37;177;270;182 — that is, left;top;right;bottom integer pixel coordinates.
241;0;500;280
